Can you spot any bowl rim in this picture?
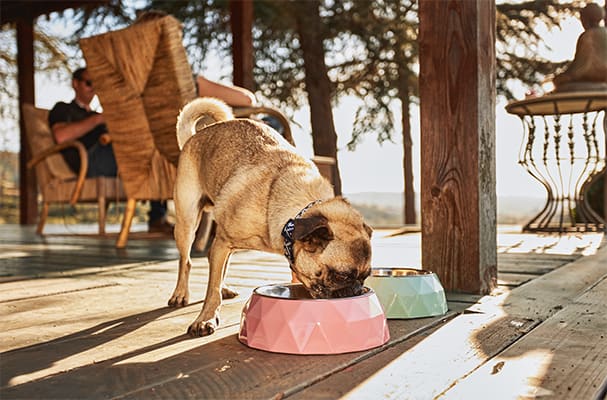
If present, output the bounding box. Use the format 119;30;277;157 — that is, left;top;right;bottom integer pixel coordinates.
252;282;375;301
370;268;436;277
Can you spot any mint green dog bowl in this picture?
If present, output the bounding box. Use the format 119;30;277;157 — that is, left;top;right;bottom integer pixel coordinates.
365;268;448;319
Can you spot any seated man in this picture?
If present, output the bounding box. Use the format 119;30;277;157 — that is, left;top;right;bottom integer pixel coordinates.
48;67;173;234
552;3;607;92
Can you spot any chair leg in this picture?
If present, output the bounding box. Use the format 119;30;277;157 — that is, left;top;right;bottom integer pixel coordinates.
98;196;107;235
116;198;136;249
97;178;107;235
36;202;49;235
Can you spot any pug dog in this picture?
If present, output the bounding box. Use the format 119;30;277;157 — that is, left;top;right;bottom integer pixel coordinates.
168;97;373;337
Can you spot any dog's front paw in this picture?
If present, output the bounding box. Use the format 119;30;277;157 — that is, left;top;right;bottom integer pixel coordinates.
187;316;220;337
168;291;189;307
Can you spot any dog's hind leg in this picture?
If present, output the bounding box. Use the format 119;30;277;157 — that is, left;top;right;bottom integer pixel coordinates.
192;210;214;253
168;180;204;308
188;238;232;336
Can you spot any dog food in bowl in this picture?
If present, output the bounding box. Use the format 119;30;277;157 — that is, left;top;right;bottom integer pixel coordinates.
365;268;448;319
239;283;390;354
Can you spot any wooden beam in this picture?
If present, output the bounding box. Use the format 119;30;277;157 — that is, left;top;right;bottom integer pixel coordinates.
16;17;38;225
418;0;497;294
229;0;254;91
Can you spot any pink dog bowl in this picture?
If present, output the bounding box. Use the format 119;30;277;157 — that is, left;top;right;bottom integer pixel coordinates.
238;283;390;355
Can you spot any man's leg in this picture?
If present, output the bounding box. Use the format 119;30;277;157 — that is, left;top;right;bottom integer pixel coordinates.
149;200;173;234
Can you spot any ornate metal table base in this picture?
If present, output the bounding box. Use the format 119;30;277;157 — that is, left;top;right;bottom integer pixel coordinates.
506;91;607;233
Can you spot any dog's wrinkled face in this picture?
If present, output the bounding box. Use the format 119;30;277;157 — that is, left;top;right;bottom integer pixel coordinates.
291;202;372;299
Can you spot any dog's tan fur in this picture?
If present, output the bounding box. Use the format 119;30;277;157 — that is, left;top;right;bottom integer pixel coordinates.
169;97;373;336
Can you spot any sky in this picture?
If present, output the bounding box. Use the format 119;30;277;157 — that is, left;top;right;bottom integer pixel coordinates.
25;1;605;198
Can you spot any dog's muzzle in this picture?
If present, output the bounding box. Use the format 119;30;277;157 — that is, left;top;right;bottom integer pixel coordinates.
308;280;365;299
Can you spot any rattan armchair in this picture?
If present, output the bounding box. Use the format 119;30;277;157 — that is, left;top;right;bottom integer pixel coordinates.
21;103;125;235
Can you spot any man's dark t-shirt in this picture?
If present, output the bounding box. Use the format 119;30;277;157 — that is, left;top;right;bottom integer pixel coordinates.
48;100;108;173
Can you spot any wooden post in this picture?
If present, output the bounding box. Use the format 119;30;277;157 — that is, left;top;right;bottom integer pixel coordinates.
16;17;38;225
604;117;607;223
418;0;497;294
229;0;254;91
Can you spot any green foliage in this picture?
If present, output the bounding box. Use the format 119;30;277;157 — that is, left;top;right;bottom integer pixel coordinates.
0;24;72;152
150;0;233;75
325;0;418;149
69;0;133;43
145;0;580;148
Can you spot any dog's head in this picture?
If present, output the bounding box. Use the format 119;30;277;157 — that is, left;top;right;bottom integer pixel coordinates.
290;198;373;299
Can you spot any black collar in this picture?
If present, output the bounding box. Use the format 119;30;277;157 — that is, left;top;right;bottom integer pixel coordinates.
281;200;322;267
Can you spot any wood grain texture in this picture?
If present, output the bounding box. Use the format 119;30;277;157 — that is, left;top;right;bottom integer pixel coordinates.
331;313;537;400
470;244;607;321
440;277;607;400
419;0;497;294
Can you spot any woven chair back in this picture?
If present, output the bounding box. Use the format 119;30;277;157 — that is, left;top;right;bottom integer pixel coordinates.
80;15;196;199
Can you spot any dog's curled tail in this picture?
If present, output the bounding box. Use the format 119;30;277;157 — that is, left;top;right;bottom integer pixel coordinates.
176;97;234;150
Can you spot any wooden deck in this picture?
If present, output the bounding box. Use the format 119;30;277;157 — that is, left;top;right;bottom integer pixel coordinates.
1;223;606;399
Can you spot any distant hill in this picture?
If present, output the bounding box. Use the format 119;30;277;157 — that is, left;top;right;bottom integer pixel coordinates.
496;195;545;224
345;191;545;227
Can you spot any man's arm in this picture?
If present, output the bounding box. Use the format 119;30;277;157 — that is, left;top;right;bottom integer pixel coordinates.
51;113;105;144
196;75;257;107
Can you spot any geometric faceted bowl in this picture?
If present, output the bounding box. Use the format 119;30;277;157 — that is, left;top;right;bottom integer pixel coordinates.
238;283;390;355
365;268;448;319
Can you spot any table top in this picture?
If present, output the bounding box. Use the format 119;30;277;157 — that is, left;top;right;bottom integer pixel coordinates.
506;90;607;116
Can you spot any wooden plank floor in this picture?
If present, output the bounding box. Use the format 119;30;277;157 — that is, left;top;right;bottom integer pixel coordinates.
0;224;605;399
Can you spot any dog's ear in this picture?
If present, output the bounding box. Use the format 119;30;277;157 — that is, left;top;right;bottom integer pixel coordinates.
293;215;333;252
364;223;373;237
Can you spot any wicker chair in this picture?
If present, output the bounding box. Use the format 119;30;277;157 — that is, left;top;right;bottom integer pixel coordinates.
21;103;125;235
80;16;186;248
80;15;335;249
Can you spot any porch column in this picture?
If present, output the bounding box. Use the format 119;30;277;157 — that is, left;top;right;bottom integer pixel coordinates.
418;0;497;294
16;16;37;225
229;0;254;91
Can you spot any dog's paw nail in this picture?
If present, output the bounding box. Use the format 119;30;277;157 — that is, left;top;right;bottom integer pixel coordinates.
168;296;189;308
204;322;216;335
187;324;200;337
